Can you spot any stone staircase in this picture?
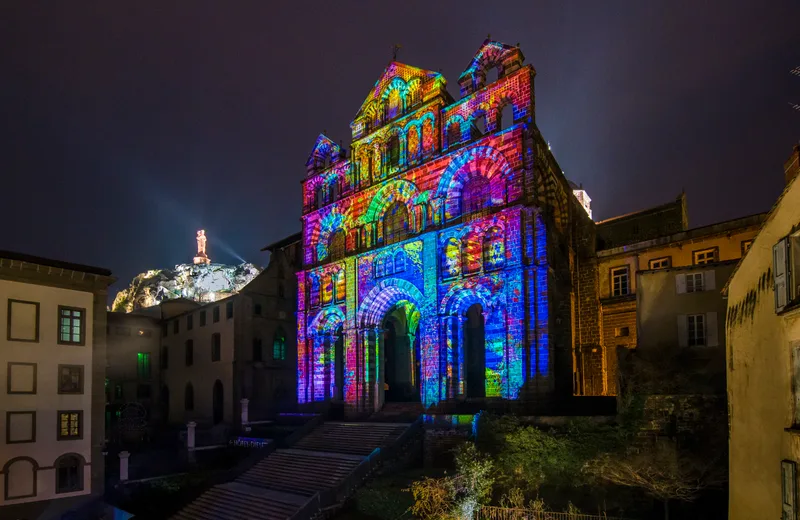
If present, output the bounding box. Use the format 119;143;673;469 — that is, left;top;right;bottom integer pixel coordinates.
170;421;415;520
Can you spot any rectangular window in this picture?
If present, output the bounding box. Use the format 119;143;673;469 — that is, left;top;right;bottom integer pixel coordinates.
253;338;263;362
187;314;193;331
741;240;754;256
693;247;718;265
793;344;800;427
7;299;40;342
7;362;37;394
58;306;85;345
137;353;151;380
686;273;704;293
614;327;630;338
687;314;706;346
611;266;630;297
58;365;84;394
185;340;194;366
173;320;179;334
161;346;169;369
648;257;671;270
162;323;168;337
200;310;207;327
213;306;220;323
212;333;221;362
254;303;262;316
226;301;234;319
57;410;82;440
138;329;152;338
6;411;36;444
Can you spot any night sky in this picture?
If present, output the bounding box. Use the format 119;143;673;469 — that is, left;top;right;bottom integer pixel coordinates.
1;2;798;294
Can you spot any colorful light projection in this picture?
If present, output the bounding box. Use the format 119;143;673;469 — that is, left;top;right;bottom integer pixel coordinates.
297;40;551;412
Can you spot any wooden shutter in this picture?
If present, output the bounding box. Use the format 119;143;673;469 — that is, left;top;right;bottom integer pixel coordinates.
775;238;789;312
783;460;797;519
675;274;687;294
704;270;716;291
706;312;718;347
677;315;688;347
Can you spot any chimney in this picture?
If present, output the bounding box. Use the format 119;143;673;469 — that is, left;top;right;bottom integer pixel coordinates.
785;143;800;185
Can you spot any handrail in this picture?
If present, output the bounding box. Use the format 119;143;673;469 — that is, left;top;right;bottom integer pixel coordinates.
477;506;633;520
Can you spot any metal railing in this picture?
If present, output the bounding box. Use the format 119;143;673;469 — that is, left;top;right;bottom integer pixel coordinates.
477;506;631;520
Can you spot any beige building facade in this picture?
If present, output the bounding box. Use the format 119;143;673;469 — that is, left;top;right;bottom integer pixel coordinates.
0;251;112;519
727;145;800;519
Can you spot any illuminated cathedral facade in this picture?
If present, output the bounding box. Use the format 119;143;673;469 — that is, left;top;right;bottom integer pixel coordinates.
297;41;594;414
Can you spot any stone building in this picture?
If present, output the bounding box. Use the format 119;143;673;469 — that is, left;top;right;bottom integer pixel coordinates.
0;251;113;518
579;197;765;396
297;40;598;416
726;144;800;519
159;235;300;427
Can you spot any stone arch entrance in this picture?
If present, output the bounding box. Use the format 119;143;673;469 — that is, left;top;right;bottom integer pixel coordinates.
382;304;421;402
464;303;486;398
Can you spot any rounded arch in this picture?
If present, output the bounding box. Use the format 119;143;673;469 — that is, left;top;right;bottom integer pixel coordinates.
53;452;86;468
357;279;427;329
314;208;349;262
4;456;38;500
436;146;512;221
439;280;494;316
364;179;419;224
307;306;346;337
380;77;409;102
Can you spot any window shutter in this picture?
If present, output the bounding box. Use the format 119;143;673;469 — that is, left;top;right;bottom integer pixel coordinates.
675;274;687;294
704;270;716;291
775;238;789;312
677;315;688;347
706;312;718;347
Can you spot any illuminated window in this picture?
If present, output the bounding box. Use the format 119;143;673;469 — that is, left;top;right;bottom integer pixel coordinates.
461;176;490;216
212;333;221;362
741;240;754;255
442;238;461;278
611;266;629;296
686;273;704;293
329;230;346;261
321;274;333;305
483;227;505;271
407;126;420;162
687;314;706;346
310;276;320;307
55;455;83;494
57;411;82;440
375;256;386;278
58;365;83;394
394;251;406;273
58;307;84;345
649;257;671;269
273;328;286;360
693;248;718;265
334;271;346;303
387;135;400;169
137;353;151;380
184;383;194;411
384;202;409;245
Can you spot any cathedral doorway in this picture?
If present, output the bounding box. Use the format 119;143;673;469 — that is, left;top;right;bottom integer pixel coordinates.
382;304;421;402
464;304;486;398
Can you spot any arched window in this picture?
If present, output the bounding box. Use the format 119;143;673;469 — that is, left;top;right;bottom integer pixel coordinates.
407;126;420;162
446;123;461;148
329;229;346;262
462;235;482;275
375;255;386;278
483;227;505;271
315;184;325;209
333;270;346;303
386;89;402;120
3;457;37;500
472;114;486;138
273;327;286;360
394;251;406;273
184;383;194;411
499;103;514;130
55;454;83;494
442;238;461;278
387;135;400;169
383;202;409;245
321;274;333;305
309;275;320;307
328;180;339;203
422;119;434;154
462;176;490;216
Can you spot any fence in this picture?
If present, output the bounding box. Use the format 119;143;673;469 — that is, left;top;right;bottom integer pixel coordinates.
476;506;631;520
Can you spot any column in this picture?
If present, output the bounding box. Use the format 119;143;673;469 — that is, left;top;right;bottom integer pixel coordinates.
187;421;196;451
119;451;130;482
373;326;383;412
408;332;417;390
240;398;249;426
457;315;465;398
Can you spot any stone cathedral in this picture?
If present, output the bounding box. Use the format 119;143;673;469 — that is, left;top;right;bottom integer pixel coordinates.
296;40;597;416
